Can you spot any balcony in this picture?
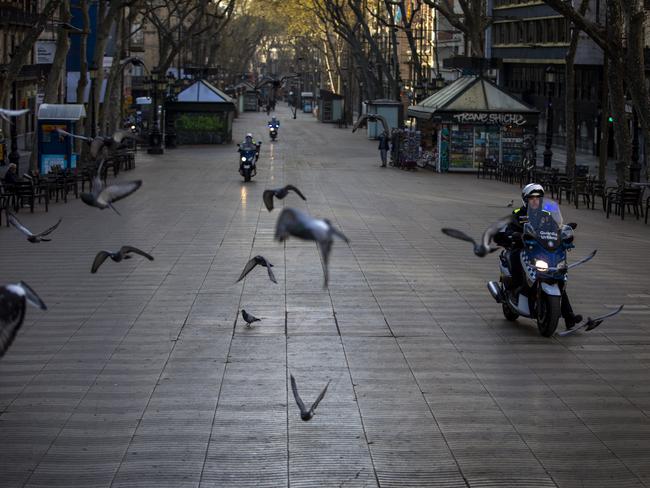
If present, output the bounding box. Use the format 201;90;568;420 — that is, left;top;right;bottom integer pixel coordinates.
0;4;40;27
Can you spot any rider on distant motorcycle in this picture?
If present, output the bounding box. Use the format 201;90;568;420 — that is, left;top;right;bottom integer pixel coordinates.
268;117;280;130
494;183;582;330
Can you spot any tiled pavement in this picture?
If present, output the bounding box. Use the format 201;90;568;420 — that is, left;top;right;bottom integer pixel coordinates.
1;105;649;487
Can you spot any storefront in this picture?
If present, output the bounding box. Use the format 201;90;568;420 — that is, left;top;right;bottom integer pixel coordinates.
407;76;538;172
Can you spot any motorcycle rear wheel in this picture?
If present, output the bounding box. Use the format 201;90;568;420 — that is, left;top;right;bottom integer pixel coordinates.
244;174;251;182
537;294;561;337
502;303;519;321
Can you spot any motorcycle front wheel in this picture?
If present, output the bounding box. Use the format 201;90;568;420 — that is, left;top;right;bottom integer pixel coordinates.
536;294;561;337
502;303;519;321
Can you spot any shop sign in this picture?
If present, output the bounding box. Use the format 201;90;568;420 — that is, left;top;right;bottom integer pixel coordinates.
452;112;528;126
36;41;56;64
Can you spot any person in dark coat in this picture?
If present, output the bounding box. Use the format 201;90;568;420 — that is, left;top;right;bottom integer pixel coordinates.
378;130;390;167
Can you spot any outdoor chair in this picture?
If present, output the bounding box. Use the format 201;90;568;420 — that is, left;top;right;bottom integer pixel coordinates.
555;175;572;204
477;158;498;180
588;179;610;211
606;186;645;220
9;180;38;213
571;176;591;209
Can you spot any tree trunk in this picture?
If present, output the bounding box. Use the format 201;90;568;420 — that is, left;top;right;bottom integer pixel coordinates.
44;0;72;103
598;56;609;182
605;1;631;185
564;0;589;180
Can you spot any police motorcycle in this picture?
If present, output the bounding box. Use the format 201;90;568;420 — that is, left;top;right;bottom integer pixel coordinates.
487;199;598;337
237;135;261;182
268;119;279;141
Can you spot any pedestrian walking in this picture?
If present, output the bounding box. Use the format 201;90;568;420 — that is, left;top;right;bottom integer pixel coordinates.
378;130;390;167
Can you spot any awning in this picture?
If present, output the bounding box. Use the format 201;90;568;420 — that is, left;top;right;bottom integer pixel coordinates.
407;76;538;123
37;103;86;121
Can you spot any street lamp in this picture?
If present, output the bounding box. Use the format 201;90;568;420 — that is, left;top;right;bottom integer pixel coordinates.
8;75;20;169
146;69;164;155
165;74;179;149
543;66;556;168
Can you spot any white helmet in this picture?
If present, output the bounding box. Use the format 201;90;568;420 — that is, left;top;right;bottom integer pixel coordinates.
245;133;253;138
521;183;544;205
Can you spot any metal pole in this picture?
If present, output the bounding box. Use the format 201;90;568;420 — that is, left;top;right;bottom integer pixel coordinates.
8;80;20;170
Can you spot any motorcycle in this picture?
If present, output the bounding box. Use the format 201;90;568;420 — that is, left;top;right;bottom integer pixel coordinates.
487;199;596;337
269;125;278;141
237;142;260;182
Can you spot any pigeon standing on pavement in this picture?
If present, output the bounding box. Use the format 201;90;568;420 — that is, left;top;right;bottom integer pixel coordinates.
91;245;154;273
506;200;514;208
236;255;277;284
80;158;142;214
241;309;261;327
441;214;515;257
274;208;350;287
290;374;331;421
263;185;307;211
0;108;30;122
8;214;62;243
0;281;47;358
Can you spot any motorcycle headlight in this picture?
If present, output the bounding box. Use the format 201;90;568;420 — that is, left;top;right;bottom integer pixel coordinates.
535;259;549;272
241;156;247;162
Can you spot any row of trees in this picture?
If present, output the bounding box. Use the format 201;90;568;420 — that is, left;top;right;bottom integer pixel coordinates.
1;0;236;139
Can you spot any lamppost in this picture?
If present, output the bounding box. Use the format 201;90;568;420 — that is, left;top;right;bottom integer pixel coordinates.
146;69;164;155
88;64;98;138
543;66;556;168
630;108;641;182
8;76;20;169
165;74;180;149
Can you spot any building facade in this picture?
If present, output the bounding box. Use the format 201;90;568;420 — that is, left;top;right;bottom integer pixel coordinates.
487;0;605;154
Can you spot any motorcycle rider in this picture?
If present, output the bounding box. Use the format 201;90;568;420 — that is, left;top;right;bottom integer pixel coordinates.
494;183;582;330
239;133;261;161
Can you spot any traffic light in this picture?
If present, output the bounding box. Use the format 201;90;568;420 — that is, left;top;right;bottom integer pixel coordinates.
608;116;614;123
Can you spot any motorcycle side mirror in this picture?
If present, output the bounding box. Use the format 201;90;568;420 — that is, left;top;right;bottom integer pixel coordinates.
567;222;577;229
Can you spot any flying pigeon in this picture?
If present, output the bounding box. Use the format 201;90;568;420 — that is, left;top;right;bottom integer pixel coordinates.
241;309;261;327
557;305;625;337
80;158;142;214
263;185;307;211
56;128;141;160
0;108;29;122
236;255;277;284
91;245;154;273
274;208;350;287
0;281;47;358
441;214;515;257
8;213;62;243
290;374;330;421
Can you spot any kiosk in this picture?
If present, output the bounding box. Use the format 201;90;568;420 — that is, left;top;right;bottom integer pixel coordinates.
408;76;539;172
37;104;86;174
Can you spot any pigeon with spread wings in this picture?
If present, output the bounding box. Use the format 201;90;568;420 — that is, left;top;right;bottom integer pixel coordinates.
91;245;154;273
0;108;30;122
263;185;306;211
8;213;62;243
275;208;349;287
441;214;515;257
56;128;141;160
80;158;142;214
290;374;331;421
236;255;277;284
0;281;47;358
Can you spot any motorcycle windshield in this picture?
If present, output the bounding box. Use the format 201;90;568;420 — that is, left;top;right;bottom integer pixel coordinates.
524;198;563;251
241;150;256;160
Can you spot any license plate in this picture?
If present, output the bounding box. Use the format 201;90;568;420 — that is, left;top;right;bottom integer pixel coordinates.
243;164;251;168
